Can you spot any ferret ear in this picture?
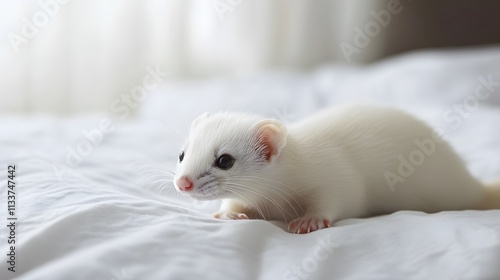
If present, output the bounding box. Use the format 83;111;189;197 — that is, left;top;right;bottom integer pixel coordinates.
253;119;288;162
191;112;210;128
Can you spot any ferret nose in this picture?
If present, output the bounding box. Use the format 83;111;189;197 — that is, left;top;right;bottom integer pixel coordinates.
176;176;194;192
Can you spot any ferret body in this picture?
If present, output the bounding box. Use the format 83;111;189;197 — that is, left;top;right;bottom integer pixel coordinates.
174;104;500;233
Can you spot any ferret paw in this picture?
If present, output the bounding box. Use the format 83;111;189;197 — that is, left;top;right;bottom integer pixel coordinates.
288;216;332;234
213;211;249;220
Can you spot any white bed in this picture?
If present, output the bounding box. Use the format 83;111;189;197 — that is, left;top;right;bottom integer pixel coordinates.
1;46;500;280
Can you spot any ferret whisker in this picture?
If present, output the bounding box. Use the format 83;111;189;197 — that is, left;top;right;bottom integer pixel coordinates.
171;105;190;137
146;178;175;187
142;178;168;191
165;184;181;197
144;178;174;187
223;177;302;218
137;170;175;182
141;178;175;191
137;165;175;179
137;168;162;177
163;168;177;176
153;118;187;145
232;173;304;199
228;191;267;220
226;181;299;218
227;184;290;222
148;182;176;196
229;172;302;197
223;177;290;220
159;185;178;197
140;173;174;183
225;183;292;221
142;176;174;187
227;177;303;216
231;175;303;197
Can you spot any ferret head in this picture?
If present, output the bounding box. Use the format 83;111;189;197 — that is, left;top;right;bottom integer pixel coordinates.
173;112;288;201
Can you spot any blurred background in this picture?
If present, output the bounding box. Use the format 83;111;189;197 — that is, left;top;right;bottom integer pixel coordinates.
1;0;500;116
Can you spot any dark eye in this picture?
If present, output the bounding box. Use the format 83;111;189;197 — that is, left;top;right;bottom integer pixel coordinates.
215;154;235;170
179;151;185;163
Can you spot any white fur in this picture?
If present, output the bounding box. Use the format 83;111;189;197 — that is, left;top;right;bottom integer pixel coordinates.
174;104;499;232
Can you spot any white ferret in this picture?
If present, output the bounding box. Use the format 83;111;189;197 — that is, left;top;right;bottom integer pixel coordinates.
173;104;500;234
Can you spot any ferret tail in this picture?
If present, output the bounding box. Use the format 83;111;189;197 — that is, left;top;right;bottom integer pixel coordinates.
480;180;500;209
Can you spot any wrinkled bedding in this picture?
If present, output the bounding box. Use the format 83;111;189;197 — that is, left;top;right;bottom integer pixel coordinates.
1;46;500;279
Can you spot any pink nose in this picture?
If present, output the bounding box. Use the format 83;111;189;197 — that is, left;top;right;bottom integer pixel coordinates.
176;176;194;192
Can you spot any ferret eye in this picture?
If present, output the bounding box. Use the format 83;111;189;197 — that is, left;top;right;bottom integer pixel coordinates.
179;151;185;163
215;154;234;170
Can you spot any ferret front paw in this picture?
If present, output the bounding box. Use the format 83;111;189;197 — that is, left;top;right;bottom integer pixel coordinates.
288;215;331;234
213;211;249;220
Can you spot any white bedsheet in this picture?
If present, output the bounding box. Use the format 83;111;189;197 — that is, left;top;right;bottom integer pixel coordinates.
1;46;500;280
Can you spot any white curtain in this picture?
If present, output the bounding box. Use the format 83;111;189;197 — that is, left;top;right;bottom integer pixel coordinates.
0;0;386;115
